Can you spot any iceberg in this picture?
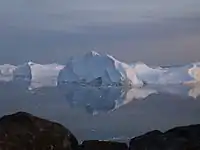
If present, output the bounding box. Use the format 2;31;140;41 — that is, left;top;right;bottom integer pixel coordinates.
58;51;143;87
11;62;64;89
28;62;64;89
0;64;16;82
13;62;32;81
159;65;194;84
133;62;198;85
0;51;200;89
133;62;166;84
188;63;200;83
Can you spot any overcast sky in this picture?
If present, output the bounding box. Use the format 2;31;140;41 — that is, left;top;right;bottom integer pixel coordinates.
0;0;200;65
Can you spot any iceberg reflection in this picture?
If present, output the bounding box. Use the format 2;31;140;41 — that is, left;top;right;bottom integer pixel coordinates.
188;84;200;99
58;85;158;114
58;84;200;114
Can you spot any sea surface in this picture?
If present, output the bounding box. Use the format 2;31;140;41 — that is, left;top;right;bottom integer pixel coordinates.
0;82;200;142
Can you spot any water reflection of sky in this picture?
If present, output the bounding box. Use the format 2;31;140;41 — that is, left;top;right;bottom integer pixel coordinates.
0;82;200;141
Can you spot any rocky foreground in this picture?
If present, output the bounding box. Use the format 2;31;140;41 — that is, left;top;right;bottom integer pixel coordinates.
0;112;200;150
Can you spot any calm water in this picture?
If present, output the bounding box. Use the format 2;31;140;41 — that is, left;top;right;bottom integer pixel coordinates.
0;82;200;142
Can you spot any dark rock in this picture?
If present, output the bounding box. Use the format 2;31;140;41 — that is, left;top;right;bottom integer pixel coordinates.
129;130;165;150
2;112;200;150
79;140;128;150
165;124;200;140
129;124;200;150
0;112;78;150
